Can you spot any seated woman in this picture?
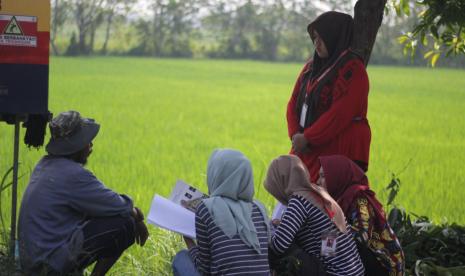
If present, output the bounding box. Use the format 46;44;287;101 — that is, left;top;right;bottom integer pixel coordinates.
318;155;405;276
172;149;270;276
264;155;365;276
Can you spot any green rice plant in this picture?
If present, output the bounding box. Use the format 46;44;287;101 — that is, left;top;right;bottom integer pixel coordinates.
0;167;14;250
0;57;464;274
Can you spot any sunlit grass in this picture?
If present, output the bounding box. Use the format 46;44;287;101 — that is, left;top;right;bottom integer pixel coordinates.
0;57;464;274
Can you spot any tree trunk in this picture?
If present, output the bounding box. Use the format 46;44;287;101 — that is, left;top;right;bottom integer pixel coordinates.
153;1;166;56
50;0;59;55
76;3;87;54
351;0;388;66
89;22;96;54
101;11;114;55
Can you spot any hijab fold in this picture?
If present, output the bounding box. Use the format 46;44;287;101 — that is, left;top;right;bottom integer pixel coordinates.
264;155;347;233
296;11;359;128
319;155;387;229
202;149;266;253
307;11;355;80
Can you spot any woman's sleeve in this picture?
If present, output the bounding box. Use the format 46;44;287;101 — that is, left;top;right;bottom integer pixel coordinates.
303;59;369;146
287;62;310;139
189;205;212;275
351;197;405;275
270;197;309;255
349;197;373;244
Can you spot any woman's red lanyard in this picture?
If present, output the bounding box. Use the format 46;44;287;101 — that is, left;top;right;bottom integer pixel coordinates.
305;49;351;95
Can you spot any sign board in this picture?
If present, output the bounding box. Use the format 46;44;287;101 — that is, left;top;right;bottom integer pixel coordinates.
0;0;50;115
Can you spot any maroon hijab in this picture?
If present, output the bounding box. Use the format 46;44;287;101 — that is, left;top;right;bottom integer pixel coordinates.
319;155;387;228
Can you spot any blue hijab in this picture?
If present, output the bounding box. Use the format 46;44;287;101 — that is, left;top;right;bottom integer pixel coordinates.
202;149;266;253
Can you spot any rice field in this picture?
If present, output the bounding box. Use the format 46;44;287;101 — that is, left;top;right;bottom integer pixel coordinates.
0;57;464;274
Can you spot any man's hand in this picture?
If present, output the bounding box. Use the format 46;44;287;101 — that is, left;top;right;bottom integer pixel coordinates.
135;221;149;246
292;133;309;153
132;207;149;246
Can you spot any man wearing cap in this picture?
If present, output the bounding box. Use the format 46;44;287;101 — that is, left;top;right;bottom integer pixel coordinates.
18;111;149;275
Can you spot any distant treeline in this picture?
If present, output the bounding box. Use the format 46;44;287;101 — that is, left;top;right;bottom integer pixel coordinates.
51;0;465;68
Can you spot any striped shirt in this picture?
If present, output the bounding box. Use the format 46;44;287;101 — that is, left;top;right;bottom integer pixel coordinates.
189;201;270;275
270;195;365;276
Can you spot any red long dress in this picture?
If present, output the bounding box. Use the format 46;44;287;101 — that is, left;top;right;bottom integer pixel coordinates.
287;57;371;181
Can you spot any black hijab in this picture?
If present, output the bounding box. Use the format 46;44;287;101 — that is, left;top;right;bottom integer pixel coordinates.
296;11;357;128
307;11;354;80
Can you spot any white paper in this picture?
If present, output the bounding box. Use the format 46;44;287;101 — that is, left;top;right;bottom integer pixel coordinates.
147;194;196;239
271;202;287;220
169;180;208;212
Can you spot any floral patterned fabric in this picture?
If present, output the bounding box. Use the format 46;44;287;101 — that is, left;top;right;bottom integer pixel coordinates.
349;196;405;276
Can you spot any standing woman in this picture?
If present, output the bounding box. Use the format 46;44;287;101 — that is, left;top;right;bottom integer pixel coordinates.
265;155;365;276
318;155;405;276
287;11;371;181
172;149;270;276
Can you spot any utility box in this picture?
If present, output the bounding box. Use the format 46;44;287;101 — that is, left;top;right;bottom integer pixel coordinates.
0;0;50;116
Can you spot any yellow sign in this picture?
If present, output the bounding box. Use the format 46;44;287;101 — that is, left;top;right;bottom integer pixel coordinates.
0;0;50;32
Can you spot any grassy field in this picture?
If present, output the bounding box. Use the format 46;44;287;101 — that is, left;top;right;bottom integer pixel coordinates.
1;57;464;274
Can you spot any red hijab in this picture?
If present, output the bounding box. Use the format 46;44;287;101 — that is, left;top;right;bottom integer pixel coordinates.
319;155;387;228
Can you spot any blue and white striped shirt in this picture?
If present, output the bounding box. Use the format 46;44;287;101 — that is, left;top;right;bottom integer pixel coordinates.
270;195;365;276
189;201;270;275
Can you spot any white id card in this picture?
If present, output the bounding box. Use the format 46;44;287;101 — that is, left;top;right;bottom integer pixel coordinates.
299;103;308;128
321;231;338;257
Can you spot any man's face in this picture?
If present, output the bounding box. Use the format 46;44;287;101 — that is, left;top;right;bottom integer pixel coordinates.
77;142;93;165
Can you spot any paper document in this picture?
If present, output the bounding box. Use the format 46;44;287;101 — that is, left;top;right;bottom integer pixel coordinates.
147;180;208;238
169;179;208;212
147;194;196;239
270;202;287;234
272;202;287;220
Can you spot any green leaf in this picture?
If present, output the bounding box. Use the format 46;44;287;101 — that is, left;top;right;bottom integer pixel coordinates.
424;50;434;59
402;0;410;16
403;46;409;56
398;35;408;44
394;1;402;16
421;32;428;46
431;53;440;67
430;25;439;39
0;166;14;188
387;188;398;206
0;181;13;193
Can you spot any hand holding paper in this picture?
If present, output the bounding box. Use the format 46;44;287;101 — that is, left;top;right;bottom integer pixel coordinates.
147;180;208;239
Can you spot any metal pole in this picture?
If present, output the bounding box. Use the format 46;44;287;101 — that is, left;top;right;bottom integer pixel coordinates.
9;116;20;257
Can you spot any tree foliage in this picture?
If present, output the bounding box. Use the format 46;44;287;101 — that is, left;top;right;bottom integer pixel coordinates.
387;187;465;275
395;0;465;66
48;0;465;67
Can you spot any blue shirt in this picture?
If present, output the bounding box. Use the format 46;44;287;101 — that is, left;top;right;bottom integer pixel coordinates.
18;156;133;274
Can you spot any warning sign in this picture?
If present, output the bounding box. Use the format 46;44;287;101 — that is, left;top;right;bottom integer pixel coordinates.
0;15;37;47
4;16;24;34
